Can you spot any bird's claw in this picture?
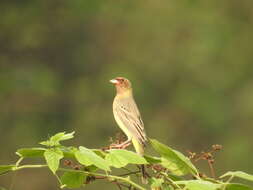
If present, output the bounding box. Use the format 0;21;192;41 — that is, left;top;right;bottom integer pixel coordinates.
109;141;131;150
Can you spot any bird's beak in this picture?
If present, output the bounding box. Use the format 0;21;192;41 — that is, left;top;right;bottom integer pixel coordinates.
110;79;119;84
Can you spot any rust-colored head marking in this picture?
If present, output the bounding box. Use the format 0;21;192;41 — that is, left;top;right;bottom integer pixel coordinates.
110;77;132;93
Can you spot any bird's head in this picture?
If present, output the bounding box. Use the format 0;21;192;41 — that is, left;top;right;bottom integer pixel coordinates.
110;77;132;94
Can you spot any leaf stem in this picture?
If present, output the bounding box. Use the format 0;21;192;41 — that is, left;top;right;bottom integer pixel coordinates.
54;173;63;187
15;157;23;167
58;168;145;190
222;175;234;190
161;172;183;190
14;164;48;171
13;165;145;190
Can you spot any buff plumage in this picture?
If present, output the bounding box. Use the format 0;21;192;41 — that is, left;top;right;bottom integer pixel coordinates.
110;77;147;183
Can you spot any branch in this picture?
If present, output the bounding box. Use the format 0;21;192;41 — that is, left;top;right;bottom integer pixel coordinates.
60;168;145;190
13;165;145;190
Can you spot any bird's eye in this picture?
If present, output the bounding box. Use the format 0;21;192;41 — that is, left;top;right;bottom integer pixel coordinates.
117;78;124;83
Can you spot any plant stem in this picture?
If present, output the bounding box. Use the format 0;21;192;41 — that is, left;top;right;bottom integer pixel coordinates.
221;175;234;190
13;165;145;190
119;170;140;177
14;164;48;171
15;157;23;166
161;172;183;190
59;168;145;190
208;160;215;179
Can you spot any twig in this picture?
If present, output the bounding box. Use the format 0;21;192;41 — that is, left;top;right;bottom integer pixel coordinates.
188;144;222;179
119;171;140;177
95;176;107;180
112;180;122;190
15;157;23;166
222;175;234;190
161;172;183;190
13;165;145;190
208;160;215;178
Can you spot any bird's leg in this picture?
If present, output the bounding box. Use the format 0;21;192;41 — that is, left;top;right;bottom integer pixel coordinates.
110;139;132;149
121;140;132;149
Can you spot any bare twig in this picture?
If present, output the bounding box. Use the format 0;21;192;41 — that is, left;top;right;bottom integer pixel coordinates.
187;144;222;178
208;160;215;178
112;180;122;190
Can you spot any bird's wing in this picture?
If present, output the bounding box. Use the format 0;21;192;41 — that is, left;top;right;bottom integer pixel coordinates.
114;98;147;145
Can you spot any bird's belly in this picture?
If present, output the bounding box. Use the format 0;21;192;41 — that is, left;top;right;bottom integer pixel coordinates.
113;114;132;139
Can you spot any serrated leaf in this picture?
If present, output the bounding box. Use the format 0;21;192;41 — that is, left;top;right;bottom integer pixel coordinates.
150;139;198;176
44;148;63;174
16;148;46;158
176;180;221;190
61;171;86;188
224;183;253;190
220;171;253;182
105;149;147;168
40;131;75;147
0;165;15;175
75;146;110;171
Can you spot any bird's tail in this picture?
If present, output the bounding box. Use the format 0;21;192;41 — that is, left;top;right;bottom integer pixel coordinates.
132;138;148;184
132;138;144;155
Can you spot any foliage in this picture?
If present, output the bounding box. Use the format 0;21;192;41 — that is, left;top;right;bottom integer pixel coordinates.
1;132;253;190
1;0;253;189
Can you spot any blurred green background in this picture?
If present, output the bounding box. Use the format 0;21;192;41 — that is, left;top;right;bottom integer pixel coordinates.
1;0;253;189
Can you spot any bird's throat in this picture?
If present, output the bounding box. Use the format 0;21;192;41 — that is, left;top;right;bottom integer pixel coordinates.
116;87;133;98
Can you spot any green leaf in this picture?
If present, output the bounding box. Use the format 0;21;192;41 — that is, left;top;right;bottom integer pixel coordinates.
105;149;147;168
0;165;15;175
93;149;107;158
150;139;198;176
224;183;253;190
170;174;184;182
16;148;46;158
220;171;253;182
44;148;63;174
52;131;75;142
61;171;86;188
176;180;221;190
85;165;98;172
149;177;164;188
149;178;173;190
61;147;77;159
75;146;110;171
144;155;161;164
74;149;93;166
40;141;53;147
162;185;172;190
164;172;183;181
40;131;75;147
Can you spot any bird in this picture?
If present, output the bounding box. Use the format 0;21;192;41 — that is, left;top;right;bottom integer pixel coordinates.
110;77;147;183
